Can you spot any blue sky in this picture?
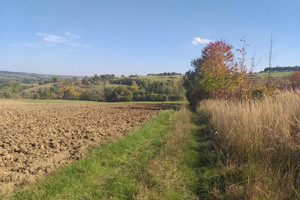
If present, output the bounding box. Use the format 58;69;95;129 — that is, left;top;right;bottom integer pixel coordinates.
1;0;299;76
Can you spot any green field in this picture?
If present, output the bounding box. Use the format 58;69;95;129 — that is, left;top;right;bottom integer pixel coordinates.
130;75;183;82
258;71;293;77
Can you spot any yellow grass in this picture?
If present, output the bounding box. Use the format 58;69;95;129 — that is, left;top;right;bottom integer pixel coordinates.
199;90;300;199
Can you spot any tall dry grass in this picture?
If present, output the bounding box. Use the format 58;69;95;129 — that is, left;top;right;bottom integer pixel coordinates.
199;90;300;199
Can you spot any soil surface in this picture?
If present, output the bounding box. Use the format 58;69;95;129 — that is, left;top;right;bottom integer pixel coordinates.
0;100;170;192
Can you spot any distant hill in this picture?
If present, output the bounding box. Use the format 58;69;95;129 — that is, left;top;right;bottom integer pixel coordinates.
0;71;78;83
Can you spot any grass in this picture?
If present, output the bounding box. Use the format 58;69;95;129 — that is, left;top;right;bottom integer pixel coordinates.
199;90;300;199
258;71;293;77
135;108;200;200
8;89;298;199
8;108;202;200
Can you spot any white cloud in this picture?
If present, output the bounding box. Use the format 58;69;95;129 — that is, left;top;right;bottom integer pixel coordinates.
11;32;90;50
36;32;90;47
192;37;214;45
36;33;67;43
64;32;80;39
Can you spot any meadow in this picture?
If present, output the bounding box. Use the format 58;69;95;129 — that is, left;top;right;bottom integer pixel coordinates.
258;71;293;77
199;90;300;199
132;75;183;82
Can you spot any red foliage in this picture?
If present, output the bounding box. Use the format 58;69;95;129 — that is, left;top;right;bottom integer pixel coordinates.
290;71;300;88
195;40;246;99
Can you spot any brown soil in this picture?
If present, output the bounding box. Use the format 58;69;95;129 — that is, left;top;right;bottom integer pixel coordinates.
0;100;170;192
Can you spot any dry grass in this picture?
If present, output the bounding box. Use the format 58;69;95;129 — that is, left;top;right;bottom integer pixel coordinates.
199;90;300;199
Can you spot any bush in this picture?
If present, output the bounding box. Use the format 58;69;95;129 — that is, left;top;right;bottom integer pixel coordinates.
290;71;300;88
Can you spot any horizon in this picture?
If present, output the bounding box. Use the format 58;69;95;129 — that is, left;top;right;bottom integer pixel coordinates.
0;65;299;78
1;0;299;76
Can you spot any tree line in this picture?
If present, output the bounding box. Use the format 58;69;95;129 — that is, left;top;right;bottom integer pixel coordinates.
147;72;182;76
109;78;185;101
24;78;185;102
263;66;300;72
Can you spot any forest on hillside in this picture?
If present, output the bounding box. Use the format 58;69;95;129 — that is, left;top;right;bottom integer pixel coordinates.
0;73;185;102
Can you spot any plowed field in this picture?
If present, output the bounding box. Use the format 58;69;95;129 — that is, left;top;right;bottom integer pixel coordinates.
0;100;169;191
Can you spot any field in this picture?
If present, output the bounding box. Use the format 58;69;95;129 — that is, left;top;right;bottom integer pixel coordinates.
0;100;171;193
258;71;293;77
131;75;183;82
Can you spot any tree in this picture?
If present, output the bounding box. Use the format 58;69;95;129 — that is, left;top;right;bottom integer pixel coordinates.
129;81;139;91
82;76;90;85
113;86;133;102
184;40;246;106
63;87;81;100
64;78;72;87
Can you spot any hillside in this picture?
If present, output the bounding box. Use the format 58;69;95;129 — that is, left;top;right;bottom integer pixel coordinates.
0;71;76;83
0;71;186;102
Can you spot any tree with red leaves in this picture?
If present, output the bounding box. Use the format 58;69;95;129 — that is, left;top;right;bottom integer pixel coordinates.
184;40;246;106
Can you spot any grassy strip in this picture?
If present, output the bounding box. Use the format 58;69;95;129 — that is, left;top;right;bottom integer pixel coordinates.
131;75;183;83
11;110;174;200
134;108;200;200
188;110;225;200
187;109;251;200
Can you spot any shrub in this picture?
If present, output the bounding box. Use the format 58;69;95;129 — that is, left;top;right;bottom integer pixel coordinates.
290;71;300;88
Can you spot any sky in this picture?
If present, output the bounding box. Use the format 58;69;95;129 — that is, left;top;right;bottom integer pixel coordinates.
1;0;299;76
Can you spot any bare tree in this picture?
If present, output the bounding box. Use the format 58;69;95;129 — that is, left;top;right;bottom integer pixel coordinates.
249;47;261;74
237;35;249;69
